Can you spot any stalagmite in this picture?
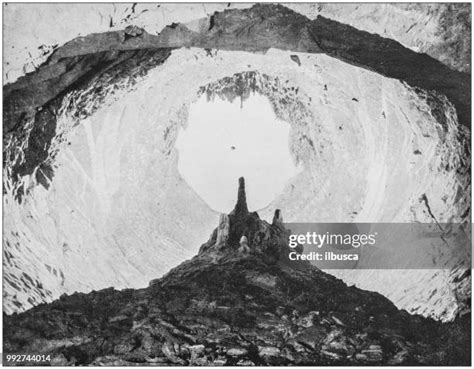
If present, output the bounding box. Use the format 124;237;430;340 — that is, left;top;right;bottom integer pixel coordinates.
238;235;250;254
215;214;230;249
272;209;284;228
231;177;249;216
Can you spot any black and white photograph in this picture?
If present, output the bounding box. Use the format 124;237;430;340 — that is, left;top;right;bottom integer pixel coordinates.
2;2;472;366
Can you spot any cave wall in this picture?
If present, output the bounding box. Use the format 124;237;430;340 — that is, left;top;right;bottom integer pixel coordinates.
3;2;470;85
4;46;470;320
286;3;471;73
2;4;471;321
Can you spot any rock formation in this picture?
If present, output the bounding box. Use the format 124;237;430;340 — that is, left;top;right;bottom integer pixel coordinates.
285;3;471;73
215;214;230;250
3;179;470;366
4;4;470;147
4;3;470;85
231;177;249;216
2;4;470;322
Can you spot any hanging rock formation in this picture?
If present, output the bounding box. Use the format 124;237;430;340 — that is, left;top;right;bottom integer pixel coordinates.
3;5;470;186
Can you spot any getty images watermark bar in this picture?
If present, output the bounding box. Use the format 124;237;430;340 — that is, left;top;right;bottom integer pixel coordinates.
282;223;471;269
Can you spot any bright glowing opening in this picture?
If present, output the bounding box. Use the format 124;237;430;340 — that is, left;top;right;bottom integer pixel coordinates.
176;93;300;213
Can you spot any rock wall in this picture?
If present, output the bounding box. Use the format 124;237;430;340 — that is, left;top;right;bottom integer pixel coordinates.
287;3;471;73
4;3;470;85
3;4;471;321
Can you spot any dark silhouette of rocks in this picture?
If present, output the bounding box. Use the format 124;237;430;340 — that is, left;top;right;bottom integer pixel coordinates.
272;209;284;227
231;177;249;216
3;178;470;365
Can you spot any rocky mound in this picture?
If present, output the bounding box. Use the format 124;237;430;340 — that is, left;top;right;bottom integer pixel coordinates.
4;178;470;366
